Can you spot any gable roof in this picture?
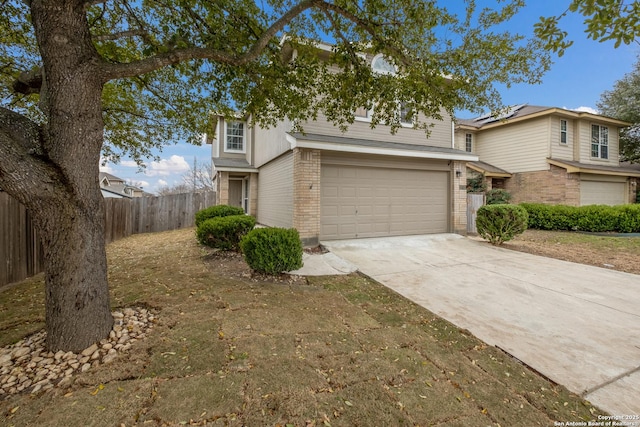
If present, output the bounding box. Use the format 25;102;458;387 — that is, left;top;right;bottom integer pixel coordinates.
456;104;629;130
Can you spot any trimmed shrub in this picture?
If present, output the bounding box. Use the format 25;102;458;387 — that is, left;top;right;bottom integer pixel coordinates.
520;203;640;233
195;205;245;227
520;203;578;230
476;204;528;245
574;205;618;232
196;215;256;251
485;188;512;205
617;204;640;232
240;228;303;274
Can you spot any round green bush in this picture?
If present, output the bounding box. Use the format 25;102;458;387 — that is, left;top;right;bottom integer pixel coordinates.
476;204;528;245
195;205;245;227
196;214;256;251
240;227;303;274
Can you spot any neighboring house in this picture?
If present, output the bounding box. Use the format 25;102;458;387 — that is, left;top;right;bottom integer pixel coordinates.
209;44;478;246
99;172;145;198
455;104;640;206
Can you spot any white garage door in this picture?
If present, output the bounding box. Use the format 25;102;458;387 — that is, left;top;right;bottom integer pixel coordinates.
580;180;626;206
321;165;449;240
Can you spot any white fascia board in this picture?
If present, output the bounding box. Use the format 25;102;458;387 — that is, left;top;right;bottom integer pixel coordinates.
215;167;258;173
288;135;478;161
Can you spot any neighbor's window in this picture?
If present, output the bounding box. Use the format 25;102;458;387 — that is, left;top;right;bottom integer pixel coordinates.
225;121;245;153
591;124;608;159
560;120;567;144
465;133;473;152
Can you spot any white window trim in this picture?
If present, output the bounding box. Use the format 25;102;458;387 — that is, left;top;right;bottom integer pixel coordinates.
560;119;567;145
224;120;246;154
465;133;473;152
590;123;609;160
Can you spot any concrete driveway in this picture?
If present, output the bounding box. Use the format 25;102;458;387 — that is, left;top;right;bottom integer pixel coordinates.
322;234;640;416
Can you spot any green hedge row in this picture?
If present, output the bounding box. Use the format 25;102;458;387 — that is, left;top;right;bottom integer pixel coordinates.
520;203;640;233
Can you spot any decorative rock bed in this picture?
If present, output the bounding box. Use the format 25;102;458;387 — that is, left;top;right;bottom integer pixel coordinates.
0;307;155;399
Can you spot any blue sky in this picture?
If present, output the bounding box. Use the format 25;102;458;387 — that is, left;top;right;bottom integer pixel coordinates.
101;1;639;194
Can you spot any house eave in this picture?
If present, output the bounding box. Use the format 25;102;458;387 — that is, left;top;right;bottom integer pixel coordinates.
466;163;512;178
214;166;258;173
287;134;478;162
547;159;640;178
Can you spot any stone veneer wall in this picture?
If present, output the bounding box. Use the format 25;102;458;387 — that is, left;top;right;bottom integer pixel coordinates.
292;148;321;246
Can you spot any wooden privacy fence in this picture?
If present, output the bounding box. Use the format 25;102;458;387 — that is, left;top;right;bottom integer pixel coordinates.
467;193;485;234
1;191;216;287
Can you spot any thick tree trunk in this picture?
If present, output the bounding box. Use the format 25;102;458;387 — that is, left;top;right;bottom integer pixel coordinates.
15;0;114;351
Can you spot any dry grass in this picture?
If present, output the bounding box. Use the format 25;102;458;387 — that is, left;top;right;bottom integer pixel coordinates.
502;229;640;275
1;228;609;426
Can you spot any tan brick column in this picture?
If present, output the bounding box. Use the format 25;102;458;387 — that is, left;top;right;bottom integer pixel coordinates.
292;148;321;246
452;161;468;235
216;171;229;206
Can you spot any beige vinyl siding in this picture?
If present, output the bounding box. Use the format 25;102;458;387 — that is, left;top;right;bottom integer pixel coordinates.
550;117;574;161
475;117;550;172
299;109;453;149
577;121;620;165
253;117;293;167
257;153;294;228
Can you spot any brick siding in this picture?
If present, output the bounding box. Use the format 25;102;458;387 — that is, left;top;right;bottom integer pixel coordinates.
292;148;321;246
504;165;580;206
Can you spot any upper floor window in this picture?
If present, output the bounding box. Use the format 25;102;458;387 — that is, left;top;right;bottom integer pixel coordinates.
399;102;413;126
465;133;473;152
560;120;567;144
355;105;372;121
371;54;396;75
591;124;608;159
225;121;246;153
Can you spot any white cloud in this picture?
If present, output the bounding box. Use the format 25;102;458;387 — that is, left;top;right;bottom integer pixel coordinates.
121;160;139;168
99;163;114;174
145;155;190;177
137;180;150;188
572;106;599;115
158;179;168;187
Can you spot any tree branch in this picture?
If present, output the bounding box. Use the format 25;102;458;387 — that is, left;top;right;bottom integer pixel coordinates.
315;1;412;67
12;68;43;95
93;29;147;42
0;107;64;206
101;0;319;81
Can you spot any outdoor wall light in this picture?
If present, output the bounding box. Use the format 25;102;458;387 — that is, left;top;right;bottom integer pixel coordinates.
455;170;462;178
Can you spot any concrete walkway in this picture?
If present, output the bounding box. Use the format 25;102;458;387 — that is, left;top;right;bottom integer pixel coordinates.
322;234;640;416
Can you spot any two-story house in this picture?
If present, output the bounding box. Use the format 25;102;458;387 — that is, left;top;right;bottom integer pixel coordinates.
209;43;478;246
99;172;145;198
455;104;640;206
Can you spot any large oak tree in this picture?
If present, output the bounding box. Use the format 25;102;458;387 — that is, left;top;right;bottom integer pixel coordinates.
1;0;556;351
598;57;640;163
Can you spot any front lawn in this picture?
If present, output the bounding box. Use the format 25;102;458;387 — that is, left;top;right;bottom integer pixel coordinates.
1;228;606;426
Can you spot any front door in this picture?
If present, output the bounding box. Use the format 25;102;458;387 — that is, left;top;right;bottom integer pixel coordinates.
229;179;243;210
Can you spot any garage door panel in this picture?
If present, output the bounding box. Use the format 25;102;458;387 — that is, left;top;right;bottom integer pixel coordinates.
580;180;625;206
321;164;449;240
